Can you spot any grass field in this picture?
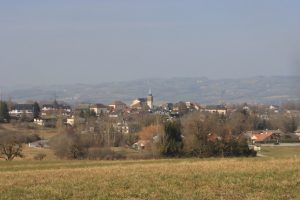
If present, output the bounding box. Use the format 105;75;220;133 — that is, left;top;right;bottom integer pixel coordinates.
0;123;58;139
261;146;300;158
1;124;300;199
1;157;300;200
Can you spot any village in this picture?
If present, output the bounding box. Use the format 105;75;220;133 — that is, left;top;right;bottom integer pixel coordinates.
1;89;299;158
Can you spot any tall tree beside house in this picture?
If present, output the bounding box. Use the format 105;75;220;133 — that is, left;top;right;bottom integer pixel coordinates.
0;101;10;123
33;102;41;119
160;120;183;157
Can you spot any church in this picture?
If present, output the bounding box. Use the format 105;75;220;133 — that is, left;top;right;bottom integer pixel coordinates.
130;90;153;110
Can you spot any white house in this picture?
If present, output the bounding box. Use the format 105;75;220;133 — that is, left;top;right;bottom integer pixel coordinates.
67;115;75;126
9;104;34;117
90;104;109;115
205;105;227;115
109;101;127;111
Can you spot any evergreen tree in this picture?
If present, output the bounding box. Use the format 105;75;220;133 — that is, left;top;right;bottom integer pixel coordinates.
160;120;183;156
33;102;41;119
0;101;10;123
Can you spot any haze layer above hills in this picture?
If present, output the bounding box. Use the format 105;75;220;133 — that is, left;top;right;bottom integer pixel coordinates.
4;76;300;105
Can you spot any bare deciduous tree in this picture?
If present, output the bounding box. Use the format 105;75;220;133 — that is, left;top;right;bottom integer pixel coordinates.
0;140;24;161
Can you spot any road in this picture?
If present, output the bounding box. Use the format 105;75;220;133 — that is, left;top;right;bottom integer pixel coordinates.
260;143;300;147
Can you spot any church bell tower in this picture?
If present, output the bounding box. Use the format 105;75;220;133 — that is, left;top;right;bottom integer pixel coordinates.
147;89;153;109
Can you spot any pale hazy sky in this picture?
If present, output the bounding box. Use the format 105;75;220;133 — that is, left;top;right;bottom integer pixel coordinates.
0;0;299;86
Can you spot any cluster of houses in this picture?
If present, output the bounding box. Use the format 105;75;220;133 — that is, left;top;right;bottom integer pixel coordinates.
9;100;71;119
7;91;300;150
8;91;228;127
6;94;230;150
9;100;71;127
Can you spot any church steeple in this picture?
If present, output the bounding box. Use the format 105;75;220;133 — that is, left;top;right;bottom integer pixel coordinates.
147;89;153;109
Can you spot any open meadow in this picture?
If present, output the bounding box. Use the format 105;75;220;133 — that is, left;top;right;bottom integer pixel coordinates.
1;157;300;200
0;123;58;140
1;124;300;199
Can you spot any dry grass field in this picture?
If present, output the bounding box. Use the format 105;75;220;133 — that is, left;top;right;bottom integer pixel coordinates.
0;158;300;200
261;146;300;158
1;124;300;199
0;123;58;139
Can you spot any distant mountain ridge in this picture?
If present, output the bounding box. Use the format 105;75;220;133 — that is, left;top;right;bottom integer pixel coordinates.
4;76;300;105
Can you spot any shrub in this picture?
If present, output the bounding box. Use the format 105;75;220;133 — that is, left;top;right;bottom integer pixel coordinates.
34;153;46;161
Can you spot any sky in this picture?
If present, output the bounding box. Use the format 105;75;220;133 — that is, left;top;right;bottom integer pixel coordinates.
0;0;299;87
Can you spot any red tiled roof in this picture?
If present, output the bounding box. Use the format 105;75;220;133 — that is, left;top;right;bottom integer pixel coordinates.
251;132;274;142
207;133;220;142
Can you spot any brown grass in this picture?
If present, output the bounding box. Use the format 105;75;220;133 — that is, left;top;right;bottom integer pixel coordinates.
0;158;300;200
1;124;300;199
0;123;58;139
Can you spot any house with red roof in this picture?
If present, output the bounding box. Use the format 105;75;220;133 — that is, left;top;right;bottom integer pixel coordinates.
247;130;282;143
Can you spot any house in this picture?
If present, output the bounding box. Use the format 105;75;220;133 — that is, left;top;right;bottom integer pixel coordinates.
193;103;202;111
161;102;173;111
89;104;109;115
269;105;280;113
251;132;274;143
9;104;35;121
132;140;151;150
41;100;71;117
74;104;90;117
33;118;57;127
295;132;300;141
34;118;45;126
207;133;221;142
173;101;188;114
185;102;202;111
109;101;127;111
113;121;130;134
9;104;35;118
66;115;75;126
245;130;283;144
28;140;49;148
205;105;227;115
